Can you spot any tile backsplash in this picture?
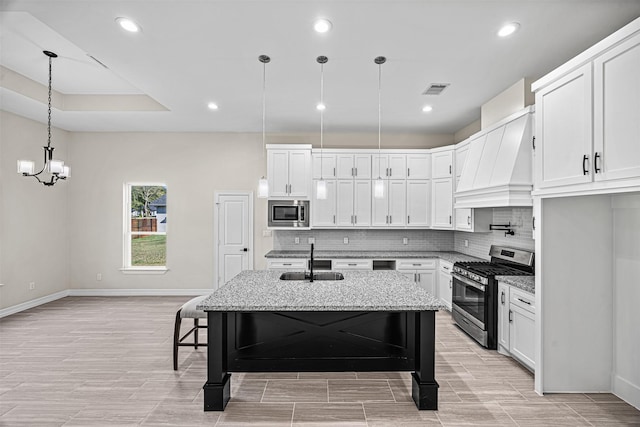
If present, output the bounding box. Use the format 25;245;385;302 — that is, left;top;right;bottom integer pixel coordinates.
273;208;534;260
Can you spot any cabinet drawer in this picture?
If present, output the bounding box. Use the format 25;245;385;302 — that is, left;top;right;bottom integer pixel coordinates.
333;259;373;270
396;259;437;270
267;259;307;270
439;260;453;273
510;288;535;314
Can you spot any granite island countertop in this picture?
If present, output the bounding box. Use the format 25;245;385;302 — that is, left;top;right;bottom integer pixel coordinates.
496;275;535;294
198;270;446;312
264;250;484;264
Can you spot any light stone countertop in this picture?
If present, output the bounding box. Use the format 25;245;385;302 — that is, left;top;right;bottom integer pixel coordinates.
497;275;535;294
264;250;484;264
198;270;446;312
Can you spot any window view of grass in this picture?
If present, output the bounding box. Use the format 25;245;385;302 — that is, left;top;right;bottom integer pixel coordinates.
131;234;166;266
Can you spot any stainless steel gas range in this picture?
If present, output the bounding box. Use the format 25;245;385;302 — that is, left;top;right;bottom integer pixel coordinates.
452;245;534;349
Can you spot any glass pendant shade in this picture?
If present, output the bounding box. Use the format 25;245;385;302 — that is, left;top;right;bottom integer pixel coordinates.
257;177;269;198
47;159;65;174
316;179;327;200
374;178;385;199
60;165;71;178
17;160;35;175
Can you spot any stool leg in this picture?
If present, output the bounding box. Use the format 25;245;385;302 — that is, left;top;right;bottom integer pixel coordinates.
173;310;182;371
194;318;199;349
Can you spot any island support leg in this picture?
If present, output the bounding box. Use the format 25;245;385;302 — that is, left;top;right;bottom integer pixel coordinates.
203;311;231;411
412;310;439;410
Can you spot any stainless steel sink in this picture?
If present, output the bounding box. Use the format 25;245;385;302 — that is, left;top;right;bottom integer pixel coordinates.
279;272;344;281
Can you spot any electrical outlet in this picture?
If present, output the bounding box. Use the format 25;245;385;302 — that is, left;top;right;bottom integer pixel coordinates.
97;273;102;281
29;282;35;290
464;239;469;248
402;237;408;245
294;237;300;244
343;237;349;244
308;237;315;244
262;229;272;237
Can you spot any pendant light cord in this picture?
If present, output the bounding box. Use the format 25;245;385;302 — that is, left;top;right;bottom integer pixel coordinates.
377;58;382;179
320;61;324;180
262;60;266;156
47;54;53;149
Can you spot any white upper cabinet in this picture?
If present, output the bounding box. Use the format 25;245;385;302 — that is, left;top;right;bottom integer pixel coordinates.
432;149;453;179
407;154;431;180
268;146;311;198
372;154;407;179
532;19;640;196
406;180;430;227
593;32;640;182
336;154;372;179
312;153;337;179
372;180;406;226
311;179;336;227
336;179;371;227
432;178;453;229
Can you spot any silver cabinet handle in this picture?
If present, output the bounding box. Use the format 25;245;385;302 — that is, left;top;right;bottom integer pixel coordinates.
517;297;532;305
351;167;355;177
355;167;358;176
348;263;357;266
354;215;357;224
407;215;410;224
449;279;452;289
333;167;336;177
417;274;421;282
449;215;452;224
389;168;392;176
283;263;292;266
407;168;410;177
333;215;336;224
389;215;392;224
501;291;505;304
509;309;513;323
449;165;452;175
468;216;471;225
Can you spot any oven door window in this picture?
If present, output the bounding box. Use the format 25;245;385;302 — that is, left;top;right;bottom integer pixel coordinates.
453;278;485;325
273;206;299;221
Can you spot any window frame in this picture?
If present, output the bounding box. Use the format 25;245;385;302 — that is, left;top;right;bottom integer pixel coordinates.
121;182;169;274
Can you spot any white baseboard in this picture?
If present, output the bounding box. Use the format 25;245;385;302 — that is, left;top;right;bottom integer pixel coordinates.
614;374;640;410
0;290;70;318
0;289;212;318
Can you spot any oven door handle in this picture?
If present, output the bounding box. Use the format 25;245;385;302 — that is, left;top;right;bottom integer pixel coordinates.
452;273;486;292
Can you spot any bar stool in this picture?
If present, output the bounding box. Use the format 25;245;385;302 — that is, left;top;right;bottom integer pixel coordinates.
173;295;208;370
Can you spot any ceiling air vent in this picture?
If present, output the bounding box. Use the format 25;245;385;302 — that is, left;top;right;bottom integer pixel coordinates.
422;83;450;96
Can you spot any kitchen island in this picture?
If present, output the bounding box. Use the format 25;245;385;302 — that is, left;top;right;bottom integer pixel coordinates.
198;270;445;411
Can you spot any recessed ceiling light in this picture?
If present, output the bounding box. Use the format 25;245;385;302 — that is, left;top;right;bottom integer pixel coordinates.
314;19;332;33
498;22;520;37
116;17;141;33
207;102;219;110
316;103;326;111
422;105;433;113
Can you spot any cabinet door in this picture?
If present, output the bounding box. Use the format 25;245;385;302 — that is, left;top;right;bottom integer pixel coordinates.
336;180;355;227
400;272;417;284
406;180;430;227
354;154;372;179
510;305;536;371
371;155;389;179
312;180;336;227
336;154;355;179
497;283;511;352
432;150;453;178
388;154;407;179
371;180;389;226
353;180;371;226
268;150;290;197
594;32;640;182
455;208;472;230
438;270;452;309
312;154;336;179
417;271;437;295
388;180;406;226
407;154;431;179
535;64;593;188
288;150;311;197
432;178;453;229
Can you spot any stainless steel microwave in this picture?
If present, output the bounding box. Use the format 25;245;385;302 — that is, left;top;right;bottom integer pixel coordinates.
268;200;309;228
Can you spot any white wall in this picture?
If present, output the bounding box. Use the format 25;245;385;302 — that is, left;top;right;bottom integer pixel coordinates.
481;78;534;129
0;111;70;309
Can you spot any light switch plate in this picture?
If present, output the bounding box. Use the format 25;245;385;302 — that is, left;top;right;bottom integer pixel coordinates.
403;237;408;245
294;237;300;244
464;239;469;247
308;237;315;244
263;229;272;237
343;237;349;244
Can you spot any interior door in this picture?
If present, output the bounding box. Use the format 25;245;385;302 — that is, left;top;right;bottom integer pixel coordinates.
216;193;252;288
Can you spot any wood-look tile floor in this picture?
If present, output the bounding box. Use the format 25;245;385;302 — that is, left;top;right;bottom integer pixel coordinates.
1;296;639;426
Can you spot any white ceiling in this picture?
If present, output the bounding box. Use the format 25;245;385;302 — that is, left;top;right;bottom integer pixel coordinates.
1;1;640;134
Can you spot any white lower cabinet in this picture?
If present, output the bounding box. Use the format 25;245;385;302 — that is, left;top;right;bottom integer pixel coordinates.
438;260;453;309
396;259;437;295
497;282;536;371
267;259;307;270
332;259;373;271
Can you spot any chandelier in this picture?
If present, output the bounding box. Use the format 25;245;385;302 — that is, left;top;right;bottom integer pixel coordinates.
17;50;70;186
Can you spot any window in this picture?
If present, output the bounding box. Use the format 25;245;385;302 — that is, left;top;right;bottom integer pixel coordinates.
123;184;167;271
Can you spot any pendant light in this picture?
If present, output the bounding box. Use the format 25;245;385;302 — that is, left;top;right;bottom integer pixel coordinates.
257;55;270;198
316;56;328;200
17;50;70;186
374;56;386;199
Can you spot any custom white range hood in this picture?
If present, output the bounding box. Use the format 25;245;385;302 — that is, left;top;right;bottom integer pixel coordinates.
455;106;535;209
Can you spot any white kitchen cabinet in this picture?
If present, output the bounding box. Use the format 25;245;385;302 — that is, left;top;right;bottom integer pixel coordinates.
497;282;511;354
372;180;406;226
432;149;453;179
406;154;431;180
268;146;311;198
332;259;373;271
455;207;492;232
372;154;407;179
336;154;372;179
397;259;437;295
311;179;336;227
406;180;430;227
431;178;453;229
593;32;640;183
509;288;536;371
438;260;453;310
336;179;371;227
312;153;337;179
267;259;307;270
